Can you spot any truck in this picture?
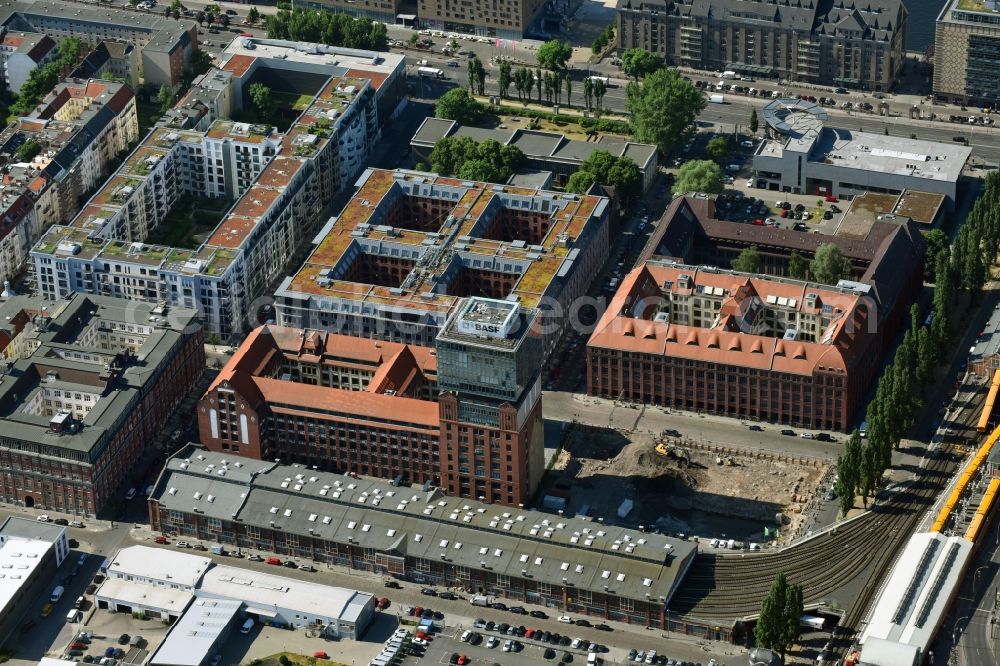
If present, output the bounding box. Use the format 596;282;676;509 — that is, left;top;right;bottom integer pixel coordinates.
709;94;726;104
617;498;634;519
210;544;226;555
50;585;65;603
470;595;490;607
417;67;444;79
721;70;737;79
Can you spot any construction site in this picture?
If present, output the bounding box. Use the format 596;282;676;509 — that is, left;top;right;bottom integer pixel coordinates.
543;423;832;546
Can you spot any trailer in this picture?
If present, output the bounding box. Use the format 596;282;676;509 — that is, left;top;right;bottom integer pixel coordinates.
418;66;444;78
708;94;726;104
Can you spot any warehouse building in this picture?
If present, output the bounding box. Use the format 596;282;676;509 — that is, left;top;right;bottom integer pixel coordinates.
0;517;67;647
149;446;697;629
95;545;376;666
753;99;970;204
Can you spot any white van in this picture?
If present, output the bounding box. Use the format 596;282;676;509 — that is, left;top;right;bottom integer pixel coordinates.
240;618;254;634
50;585;65;603
65;609;81;622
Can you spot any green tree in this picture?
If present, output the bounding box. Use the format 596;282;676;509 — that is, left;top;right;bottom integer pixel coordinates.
191;49;213;76
266;8;388;50
583;76;593;110
924;229;948;281
535;67;543;104
755;573;803;662
788;251;808;280
671;160;722;197
591;24;614;54
536;40;572;71
565;170;597;194
564;75;573;108
14;138;40;162
434;88;482;124
706;136;729;163
732;245;762;273
196;10;206;25
859;438;881;504
429;136;524;182
750;108;759;134
248;82;272;118
457;159;502;183
157;84;173;113
593;78;607;111
247;6;260;23
621;48;663;82
835;430;862;516
205;3;221;16
626;67;705;155
809;244;850;285
498;61;512;99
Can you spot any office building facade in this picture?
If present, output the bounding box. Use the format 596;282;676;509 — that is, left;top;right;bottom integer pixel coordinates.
934;0;1000;104
617;0;907;91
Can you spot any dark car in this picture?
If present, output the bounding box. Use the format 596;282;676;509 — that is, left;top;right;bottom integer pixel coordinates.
575;619;592;627
114;649;124;659
421;608;434;619
559;635;572;646
544;648;556;659
509;606;527;615
384;580;401;589
67;650;84;657
468;633;483;646
54;518;69;526
105;648;117;658
68;538;79;548
282;561;298;569
491;602;508;611
19;620;35;634
449;653;460;665
781;429;796;436
748;425;763;432
433;611;445;621
118;634;130;645
530;610;548;619
816;432;834;442
595;624;613;632
438;591;458;600
497;623;510;633
485;620;496;631
539;631;551;642
515;625;526;636
562;652;573;662
421;587;438;596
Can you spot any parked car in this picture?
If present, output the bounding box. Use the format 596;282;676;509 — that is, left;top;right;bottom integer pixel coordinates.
421;587;438;596
265;557;281;565
247;554;263;562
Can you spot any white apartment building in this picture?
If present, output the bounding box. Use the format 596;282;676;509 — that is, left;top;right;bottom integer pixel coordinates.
0;30;55;92
30;40;405;341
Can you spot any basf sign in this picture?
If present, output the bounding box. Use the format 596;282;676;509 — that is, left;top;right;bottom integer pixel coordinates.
454;298;519;339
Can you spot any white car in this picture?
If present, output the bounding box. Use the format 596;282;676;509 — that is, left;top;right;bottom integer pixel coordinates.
746;179;754;187
502;640;514;652
709;538;719;548
749;543;761;551
571;638;584;649
557;615;574;624
486;636;499;649
413;637;430;647
800;432;815;439
460;630;472;643
36;514;50;522
176;541;189;548
125;487;137;500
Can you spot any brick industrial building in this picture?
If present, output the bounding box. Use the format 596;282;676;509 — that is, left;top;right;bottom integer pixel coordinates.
274;168;611;356
149;446;697;630
586;196;924;431
0;293;202;515
617;0;907;92
199;297;545;506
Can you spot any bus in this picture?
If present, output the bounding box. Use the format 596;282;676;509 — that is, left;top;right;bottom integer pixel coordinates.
587;75;612;87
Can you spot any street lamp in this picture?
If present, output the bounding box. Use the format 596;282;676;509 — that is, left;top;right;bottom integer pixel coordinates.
954;615;970;647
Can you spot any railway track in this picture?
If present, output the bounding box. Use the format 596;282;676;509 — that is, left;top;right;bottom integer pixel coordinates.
672;385;983;626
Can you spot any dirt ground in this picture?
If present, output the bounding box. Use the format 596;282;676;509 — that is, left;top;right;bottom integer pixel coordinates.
546;425;830;545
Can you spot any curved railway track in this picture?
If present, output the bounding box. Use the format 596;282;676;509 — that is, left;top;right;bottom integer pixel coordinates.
672;384;983;625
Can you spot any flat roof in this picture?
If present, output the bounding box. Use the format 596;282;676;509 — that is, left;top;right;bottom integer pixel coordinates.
860;532;972;654
152;446;697;604
0;537;50;617
970;302;1000;363
149;597;240;666
108;545;212;588
199;564;374;624
96;576;194;614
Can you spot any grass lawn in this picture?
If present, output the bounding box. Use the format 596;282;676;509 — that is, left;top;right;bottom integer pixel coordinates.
273;91;314;111
145;196;231;249
251;652;345;666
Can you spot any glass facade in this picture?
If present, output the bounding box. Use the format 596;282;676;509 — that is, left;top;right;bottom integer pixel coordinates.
967;33;1000;100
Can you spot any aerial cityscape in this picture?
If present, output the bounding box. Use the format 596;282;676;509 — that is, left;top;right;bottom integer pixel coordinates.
0;0;1000;666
